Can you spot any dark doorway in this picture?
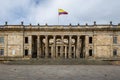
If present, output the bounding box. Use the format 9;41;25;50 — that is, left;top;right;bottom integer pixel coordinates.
25;49;28;56
32;36;37;58
89;49;93;56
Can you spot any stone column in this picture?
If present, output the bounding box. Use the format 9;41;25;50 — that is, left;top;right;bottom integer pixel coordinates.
39;36;42;58
52;36;56;58
37;36;40;58
45;35;49;58
29;36;32;58
74;46;76;58
76;36;80;58
60;36;64;58
85;35;89;58
65;46;67;58
68;35;72;58
56;46;58;58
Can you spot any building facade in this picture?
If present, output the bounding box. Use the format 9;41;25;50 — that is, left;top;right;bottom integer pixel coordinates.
0;22;120;59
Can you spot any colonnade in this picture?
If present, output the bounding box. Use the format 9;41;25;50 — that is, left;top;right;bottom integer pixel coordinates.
34;35;85;58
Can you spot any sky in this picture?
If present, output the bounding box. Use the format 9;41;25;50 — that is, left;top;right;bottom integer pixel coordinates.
0;0;120;25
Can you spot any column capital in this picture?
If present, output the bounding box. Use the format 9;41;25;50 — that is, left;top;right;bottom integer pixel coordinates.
53;35;56;37
37;36;40;41
61;35;64;38
53;36;56;40
69;35;72;37
37;36;40;39
45;35;48;37
37;35;40;36
77;35;80;37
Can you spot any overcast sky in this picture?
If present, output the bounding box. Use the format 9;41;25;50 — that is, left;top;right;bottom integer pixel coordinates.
0;0;120;25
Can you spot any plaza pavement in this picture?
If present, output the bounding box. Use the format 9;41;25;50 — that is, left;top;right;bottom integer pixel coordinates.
0;64;120;80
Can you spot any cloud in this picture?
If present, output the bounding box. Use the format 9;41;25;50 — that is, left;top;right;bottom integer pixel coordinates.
0;0;30;24
0;0;120;25
26;0;102;25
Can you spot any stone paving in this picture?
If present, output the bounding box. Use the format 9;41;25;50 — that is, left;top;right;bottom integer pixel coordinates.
0;64;120;80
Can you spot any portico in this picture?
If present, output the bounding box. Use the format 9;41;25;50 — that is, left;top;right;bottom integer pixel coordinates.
31;35;85;59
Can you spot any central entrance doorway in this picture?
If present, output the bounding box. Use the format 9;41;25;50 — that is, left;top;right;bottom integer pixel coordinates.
32;36;37;58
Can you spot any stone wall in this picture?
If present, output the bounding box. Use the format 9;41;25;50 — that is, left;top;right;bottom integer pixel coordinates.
4;32;23;57
95;35;112;58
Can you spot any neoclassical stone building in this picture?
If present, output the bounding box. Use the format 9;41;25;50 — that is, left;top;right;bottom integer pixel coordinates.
0;22;120;59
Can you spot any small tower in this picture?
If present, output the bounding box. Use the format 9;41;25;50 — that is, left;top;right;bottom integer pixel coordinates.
5;21;8;25
38;23;40;26
29;23;32;26
45;23;48;26
21;21;24;25
69;23;72;27
110;21;112;26
86;23;88;26
94;21;96;26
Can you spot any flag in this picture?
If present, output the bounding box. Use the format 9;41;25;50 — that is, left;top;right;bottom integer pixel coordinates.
58;9;68;15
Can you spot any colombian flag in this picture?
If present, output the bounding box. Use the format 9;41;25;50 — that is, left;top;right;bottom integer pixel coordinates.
58;9;68;15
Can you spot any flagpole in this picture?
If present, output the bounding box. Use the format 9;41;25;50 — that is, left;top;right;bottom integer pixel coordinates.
58;9;59;25
58;15;59;25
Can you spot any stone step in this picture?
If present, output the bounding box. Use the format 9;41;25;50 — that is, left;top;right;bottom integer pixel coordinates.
2;59;114;65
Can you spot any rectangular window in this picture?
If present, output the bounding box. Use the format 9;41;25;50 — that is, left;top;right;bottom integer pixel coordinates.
25;37;28;43
0;37;4;43
113;49;117;56
113;37;117;44
0;49;4;56
25;49;28;56
89;49;92;56
89;37;92;44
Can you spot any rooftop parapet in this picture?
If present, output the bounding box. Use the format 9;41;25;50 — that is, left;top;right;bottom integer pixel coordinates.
0;21;119;29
